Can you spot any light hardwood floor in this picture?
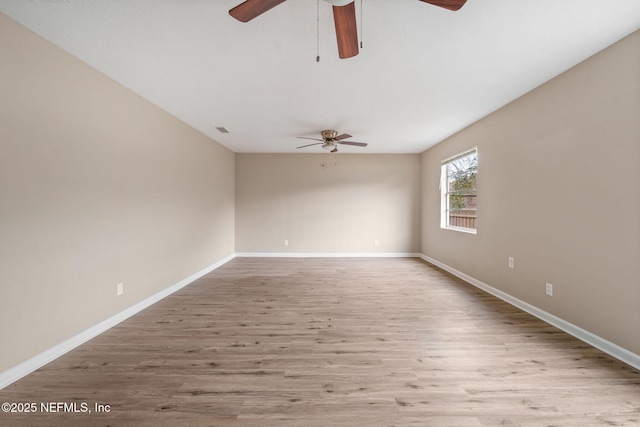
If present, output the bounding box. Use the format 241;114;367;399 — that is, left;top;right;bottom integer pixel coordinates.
1;257;639;426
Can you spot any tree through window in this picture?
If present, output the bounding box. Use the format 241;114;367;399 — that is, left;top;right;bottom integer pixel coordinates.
440;148;477;233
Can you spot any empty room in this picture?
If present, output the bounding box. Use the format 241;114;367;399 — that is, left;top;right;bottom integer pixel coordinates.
1;1;639;426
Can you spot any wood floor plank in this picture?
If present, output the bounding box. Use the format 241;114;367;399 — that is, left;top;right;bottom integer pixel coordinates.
1;257;638;426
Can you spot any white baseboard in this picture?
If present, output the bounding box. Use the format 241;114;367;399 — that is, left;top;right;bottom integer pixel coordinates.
0;253;236;390
235;252;423;258
419;254;640;371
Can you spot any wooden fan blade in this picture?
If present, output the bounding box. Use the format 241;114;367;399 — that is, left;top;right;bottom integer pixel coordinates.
297;142;324;149
334;133;352;141
229;0;287;22
297;137;324;142
337;141;367;147
419;0;467;11
333;3;359;59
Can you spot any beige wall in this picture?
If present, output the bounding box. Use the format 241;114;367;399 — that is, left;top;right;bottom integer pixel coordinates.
0;15;235;371
236;154;421;253
421;30;640;354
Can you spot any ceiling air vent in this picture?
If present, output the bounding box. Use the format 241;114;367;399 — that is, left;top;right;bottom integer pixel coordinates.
215;127;230;134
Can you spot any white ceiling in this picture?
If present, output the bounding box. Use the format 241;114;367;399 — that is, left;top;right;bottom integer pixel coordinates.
2;1;639;153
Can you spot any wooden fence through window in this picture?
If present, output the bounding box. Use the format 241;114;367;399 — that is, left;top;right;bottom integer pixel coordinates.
449;210;477;229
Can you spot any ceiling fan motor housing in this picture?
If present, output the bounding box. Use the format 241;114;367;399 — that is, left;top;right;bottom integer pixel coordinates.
321;130;338;140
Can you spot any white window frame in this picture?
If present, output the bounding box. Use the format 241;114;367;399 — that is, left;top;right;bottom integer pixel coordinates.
440;148;478;234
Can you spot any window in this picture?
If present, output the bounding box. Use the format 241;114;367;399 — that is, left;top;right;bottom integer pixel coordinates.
440;148;477;233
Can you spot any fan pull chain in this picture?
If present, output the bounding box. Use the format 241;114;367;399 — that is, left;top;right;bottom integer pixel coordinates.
316;0;320;62
360;0;363;49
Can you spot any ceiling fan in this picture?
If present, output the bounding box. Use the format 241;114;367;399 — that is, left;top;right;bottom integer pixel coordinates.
229;0;467;59
296;130;367;152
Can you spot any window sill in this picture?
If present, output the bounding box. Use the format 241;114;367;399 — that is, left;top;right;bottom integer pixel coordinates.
441;226;477;235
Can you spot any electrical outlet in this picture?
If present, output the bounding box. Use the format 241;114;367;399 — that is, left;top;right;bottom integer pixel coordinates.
546;282;553;296
284;240;288;246
508;257;515;269
116;282;124;296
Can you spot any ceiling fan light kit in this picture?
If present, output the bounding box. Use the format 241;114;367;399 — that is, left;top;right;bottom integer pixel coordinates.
229;0;467;59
